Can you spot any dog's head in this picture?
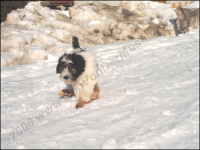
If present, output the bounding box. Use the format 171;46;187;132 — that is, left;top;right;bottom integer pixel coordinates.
56;53;85;84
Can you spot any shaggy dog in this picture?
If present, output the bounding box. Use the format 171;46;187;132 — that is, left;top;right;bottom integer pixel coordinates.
56;36;100;109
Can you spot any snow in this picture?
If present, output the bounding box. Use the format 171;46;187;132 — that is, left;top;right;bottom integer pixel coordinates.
1;27;199;148
1;2;73;67
121;1;177;25
152;18;160;25
1;1;199;149
183;1;199;8
1;1;178;67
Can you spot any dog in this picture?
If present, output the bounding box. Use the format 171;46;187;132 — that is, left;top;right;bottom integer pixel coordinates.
56;36;100;109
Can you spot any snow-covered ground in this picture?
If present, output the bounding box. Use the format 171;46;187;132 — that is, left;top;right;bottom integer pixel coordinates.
1;26;199;148
1;1;199;149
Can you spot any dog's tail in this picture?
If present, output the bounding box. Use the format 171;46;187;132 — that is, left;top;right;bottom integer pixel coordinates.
72;36;80;49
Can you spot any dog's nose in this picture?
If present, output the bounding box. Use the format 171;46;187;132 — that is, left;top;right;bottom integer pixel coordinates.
64;76;69;80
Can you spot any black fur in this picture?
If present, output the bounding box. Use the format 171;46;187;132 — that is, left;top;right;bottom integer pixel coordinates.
56;53;85;81
71;53;85;81
72;36;80;49
57;36;86;81
56;53;67;74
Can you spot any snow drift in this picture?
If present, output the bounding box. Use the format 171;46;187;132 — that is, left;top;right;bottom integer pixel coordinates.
1;1;199;67
69;1;177;42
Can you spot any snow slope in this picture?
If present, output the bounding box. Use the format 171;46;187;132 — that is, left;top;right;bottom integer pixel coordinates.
1;28;199;149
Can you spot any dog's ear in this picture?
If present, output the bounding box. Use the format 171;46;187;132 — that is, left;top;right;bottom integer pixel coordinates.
56;63;61;74
56;54;65;74
71;54;85;80
56;58;62;74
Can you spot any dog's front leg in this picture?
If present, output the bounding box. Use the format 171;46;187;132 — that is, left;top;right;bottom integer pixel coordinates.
91;84;100;100
76;98;88;109
75;82;95;108
59;89;75;97
75;83;100;109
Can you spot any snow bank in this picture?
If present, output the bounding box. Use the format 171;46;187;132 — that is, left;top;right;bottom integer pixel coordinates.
69;1;177;41
1;1;199;67
1;2;74;67
121;1;177;25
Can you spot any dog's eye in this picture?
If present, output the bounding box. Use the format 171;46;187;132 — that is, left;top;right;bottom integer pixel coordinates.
60;62;66;65
67;63;72;67
62;62;68;67
68;65;72;70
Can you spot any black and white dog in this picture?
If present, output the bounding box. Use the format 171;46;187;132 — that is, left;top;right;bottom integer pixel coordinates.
56;37;100;109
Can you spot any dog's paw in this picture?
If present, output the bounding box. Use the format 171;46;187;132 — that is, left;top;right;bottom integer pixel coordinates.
75;98;88;109
91;84;100;100
59;89;75;97
91;94;99;100
75;102;86;109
